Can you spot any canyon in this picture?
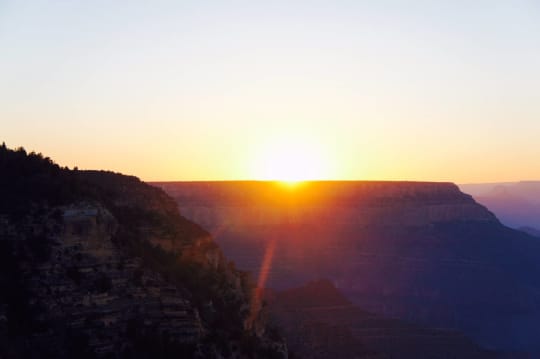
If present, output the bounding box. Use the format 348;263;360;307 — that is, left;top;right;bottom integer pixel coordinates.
156;181;540;355
2;144;538;357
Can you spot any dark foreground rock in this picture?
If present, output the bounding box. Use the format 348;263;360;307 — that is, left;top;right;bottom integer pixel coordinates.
0;146;286;358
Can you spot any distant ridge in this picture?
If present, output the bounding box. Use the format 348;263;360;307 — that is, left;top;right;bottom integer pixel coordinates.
459;181;540;229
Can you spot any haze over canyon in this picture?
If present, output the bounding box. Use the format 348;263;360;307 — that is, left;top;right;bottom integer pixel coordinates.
156;181;540;356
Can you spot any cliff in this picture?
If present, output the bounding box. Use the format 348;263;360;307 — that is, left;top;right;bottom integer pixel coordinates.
156;181;540;355
0;147;286;358
156;181;497;229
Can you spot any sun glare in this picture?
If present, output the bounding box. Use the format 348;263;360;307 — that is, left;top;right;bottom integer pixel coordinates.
251;138;330;183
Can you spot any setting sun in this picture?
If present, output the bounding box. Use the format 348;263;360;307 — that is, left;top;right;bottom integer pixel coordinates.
251;138;331;182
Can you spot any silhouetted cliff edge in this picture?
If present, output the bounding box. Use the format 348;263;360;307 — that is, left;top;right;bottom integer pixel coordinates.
0;145;286;358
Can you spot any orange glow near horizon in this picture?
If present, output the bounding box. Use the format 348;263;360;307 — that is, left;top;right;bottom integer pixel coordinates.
250;137;334;182
2;2;540;184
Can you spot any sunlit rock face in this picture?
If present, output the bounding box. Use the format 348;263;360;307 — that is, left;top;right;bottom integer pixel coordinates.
156;181;540;354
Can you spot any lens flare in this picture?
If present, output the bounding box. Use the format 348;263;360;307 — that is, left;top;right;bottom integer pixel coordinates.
247;238;276;328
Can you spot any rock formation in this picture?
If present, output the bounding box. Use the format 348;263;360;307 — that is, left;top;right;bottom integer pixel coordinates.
0;147;286;358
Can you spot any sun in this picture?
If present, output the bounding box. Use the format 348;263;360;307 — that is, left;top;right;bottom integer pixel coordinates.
251;138;330;183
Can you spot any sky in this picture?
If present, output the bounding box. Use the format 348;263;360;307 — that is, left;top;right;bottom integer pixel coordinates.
1;0;539;182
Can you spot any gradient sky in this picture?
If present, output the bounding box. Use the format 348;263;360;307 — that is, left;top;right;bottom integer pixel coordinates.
1;0;539;182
